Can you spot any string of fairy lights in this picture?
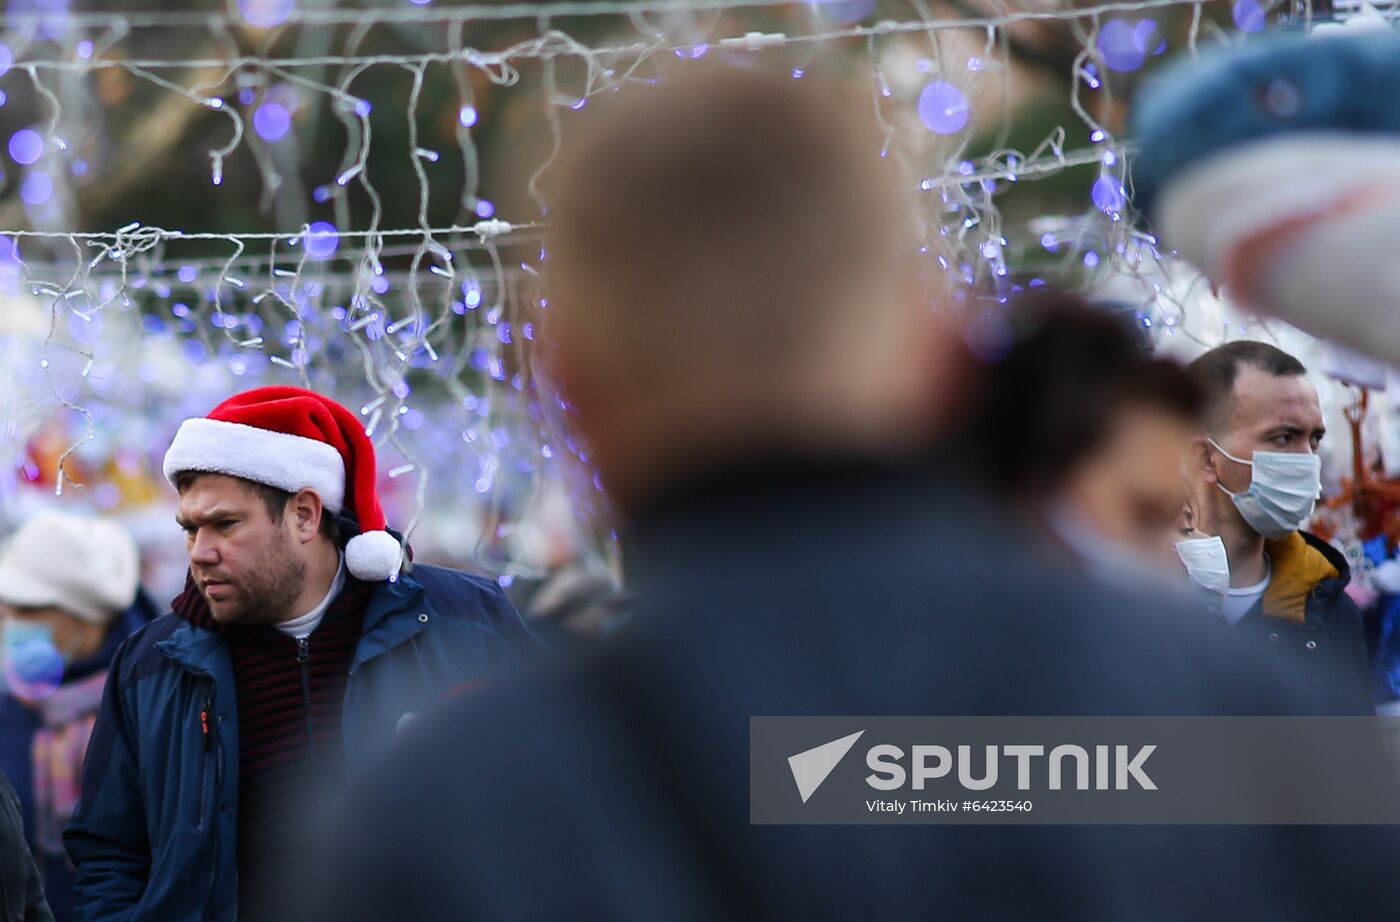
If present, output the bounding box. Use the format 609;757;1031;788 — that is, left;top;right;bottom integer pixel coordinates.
0;0;1333;576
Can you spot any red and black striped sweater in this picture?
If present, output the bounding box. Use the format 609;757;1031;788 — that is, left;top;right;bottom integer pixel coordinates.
172;574;371;921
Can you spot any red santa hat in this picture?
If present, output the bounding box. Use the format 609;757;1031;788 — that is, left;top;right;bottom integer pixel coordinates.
162;386;403;581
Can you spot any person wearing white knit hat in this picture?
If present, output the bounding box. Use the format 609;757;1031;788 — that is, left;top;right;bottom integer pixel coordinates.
0;513;141;668
0;511;157;922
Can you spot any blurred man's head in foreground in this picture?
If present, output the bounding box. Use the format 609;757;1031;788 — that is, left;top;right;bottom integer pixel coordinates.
543;63;957;515
963;294;1203;569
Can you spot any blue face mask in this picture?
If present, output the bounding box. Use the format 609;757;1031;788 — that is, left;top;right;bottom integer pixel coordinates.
2;620;65;697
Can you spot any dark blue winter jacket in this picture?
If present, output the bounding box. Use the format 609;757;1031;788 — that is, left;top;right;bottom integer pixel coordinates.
62;563;537;921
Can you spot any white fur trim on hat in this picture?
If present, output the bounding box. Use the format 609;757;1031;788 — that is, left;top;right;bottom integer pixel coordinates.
345;530;403;581
163;417;347;513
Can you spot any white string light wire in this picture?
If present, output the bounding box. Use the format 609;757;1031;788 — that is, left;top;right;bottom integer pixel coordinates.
0;0;1310;574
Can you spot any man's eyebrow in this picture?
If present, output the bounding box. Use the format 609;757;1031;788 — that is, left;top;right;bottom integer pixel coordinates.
1262;423;1326;442
176;509;240;529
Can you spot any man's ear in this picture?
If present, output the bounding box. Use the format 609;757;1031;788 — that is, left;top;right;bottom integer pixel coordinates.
287;489;324;544
1188;436;1219;485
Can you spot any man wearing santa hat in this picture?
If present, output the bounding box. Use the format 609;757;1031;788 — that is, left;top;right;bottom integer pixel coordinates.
63;386;539;922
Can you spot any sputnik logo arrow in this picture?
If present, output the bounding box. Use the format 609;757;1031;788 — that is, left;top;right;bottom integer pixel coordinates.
787;730;865;803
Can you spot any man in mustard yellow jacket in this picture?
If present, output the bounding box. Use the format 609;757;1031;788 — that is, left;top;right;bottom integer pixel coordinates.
1185;341;1371;712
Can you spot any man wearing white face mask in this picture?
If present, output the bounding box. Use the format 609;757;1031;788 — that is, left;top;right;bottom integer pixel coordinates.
1185;342;1371;712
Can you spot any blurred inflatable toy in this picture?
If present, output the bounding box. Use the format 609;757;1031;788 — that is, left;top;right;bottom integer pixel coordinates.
1130;21;1400;364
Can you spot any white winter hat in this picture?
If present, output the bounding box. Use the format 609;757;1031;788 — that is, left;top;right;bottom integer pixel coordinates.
0;512;140;623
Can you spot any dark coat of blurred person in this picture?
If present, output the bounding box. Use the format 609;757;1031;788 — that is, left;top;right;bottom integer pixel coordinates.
0;513;154;922
959;297;1205;589
1184;342;1372;712
308;64;1400;922
0;770;53;922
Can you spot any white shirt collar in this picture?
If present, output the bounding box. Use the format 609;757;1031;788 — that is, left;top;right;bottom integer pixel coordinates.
273;554;346;639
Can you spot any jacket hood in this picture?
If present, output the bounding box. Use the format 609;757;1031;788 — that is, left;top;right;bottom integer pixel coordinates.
1261;530;1349;624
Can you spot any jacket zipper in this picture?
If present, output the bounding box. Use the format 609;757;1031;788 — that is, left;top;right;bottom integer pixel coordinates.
297;636;315;753
196;692;213;829
205;689;224;918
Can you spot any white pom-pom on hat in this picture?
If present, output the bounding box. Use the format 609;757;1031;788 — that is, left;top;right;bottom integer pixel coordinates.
345;529;404;582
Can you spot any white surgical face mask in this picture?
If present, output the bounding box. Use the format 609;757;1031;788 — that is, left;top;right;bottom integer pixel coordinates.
1207;439;1321;539
1175;535;1231;613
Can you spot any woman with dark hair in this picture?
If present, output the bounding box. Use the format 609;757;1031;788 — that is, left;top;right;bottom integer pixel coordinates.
959;292;1204;585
